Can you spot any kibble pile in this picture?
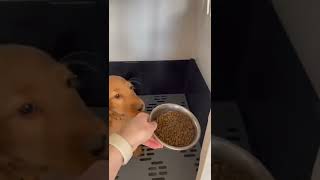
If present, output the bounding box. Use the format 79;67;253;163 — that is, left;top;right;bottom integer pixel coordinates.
154;111;195;147
213;160;254;180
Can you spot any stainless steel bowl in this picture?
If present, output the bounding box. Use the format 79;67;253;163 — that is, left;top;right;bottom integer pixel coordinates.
149;103;201;151
213;136;275;180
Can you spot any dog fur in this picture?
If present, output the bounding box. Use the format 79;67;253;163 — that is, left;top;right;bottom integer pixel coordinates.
0;44;106;180
109;75;145;156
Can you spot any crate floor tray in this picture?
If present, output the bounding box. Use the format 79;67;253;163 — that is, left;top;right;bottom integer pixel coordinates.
116;94;201;180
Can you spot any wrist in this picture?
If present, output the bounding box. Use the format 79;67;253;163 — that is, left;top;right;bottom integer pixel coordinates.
118;131;139;151
109;144;123;161
109;133;133;165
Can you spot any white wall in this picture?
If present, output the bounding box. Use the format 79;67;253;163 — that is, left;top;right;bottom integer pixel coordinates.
109;0;196;61
272;0;320;98
192;0;211;91
109;0;211;90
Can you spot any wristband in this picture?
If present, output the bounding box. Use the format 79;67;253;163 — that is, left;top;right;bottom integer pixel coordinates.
109;133;133;165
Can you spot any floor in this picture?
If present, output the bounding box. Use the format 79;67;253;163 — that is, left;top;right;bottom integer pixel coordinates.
117;94;201;180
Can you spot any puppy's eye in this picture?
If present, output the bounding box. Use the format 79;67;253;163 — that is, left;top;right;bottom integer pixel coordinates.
114;94;121;99
18;103;35;115
67;76;79;88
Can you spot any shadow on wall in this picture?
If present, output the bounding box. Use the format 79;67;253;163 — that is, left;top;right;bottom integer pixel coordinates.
213;0;320;179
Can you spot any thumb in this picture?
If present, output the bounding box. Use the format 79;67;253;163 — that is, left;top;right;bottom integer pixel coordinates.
149;121;157;130
143;137;163;149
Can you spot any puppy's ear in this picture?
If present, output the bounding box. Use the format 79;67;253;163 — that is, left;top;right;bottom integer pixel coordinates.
108;99;117;116
108;101;124;120
66;75;80;89
53;64;81;89
123;72;135;81
128;77;143;95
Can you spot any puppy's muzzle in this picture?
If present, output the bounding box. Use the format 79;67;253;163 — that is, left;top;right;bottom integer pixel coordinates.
137;103;145;112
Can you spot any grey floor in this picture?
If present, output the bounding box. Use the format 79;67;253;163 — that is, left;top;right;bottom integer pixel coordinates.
116;94;200;180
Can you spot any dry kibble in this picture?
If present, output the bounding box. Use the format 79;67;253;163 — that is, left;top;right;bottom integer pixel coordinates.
154;111;195;147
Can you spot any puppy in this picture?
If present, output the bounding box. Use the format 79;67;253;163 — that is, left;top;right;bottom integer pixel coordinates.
109;75;145;156
0;44;107;180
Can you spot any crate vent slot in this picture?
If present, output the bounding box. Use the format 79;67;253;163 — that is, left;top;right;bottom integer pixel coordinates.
159;171;168;175
148;167;157;170
151;161;163;165
184;154;196;157
158;166;167;169
148;172;157;176
140;157;151;161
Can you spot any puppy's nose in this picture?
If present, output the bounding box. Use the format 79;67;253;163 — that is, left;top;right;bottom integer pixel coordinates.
138;104;145;112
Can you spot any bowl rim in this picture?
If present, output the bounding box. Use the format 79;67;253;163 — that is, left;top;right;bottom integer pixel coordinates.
150;103;201;151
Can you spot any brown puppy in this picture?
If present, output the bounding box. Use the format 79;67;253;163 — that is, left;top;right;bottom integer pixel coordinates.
109;75;145;156
0;45;106;180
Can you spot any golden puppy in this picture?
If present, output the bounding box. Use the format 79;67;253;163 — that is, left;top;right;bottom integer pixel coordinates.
109;75;145;156
0;45;106;180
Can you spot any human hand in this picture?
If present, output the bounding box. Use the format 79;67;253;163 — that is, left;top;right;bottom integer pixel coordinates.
118;112;163;151
143;136;163;149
